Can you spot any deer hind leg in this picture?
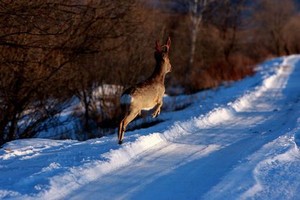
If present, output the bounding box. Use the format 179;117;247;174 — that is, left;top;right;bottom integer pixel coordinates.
118;120;125;144
118;109;139;144
152;100;163;118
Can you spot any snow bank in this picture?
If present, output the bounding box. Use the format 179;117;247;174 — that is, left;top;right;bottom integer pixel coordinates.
241;134;300;200
31;133;168;200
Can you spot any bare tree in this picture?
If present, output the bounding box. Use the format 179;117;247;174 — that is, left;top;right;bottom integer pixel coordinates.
253;0;295;56
283;14;300;54
187;0;208;70
68;0;143;138
0;0;78;143
209;0;247;62
0;0;139;144
167;0;216;77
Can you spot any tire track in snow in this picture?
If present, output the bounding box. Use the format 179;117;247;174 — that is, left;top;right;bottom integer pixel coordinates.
203;56;300;199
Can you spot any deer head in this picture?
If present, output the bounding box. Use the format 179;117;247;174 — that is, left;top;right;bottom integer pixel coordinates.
154;37;172;75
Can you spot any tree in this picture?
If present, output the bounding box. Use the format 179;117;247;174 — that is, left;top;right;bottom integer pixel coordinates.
208;0;247;62
283;14;300;54
253;0;295;56
0;0;76;144
0;0;139;144
167;0;216;81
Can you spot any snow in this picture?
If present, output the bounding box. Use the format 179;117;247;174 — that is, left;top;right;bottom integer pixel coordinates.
1;55;300;200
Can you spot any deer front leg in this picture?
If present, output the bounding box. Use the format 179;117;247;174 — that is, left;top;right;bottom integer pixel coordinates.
152;100;163;118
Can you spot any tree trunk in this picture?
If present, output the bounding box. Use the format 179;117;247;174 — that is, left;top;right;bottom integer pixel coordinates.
82;90;91;134
8;115;17;142
188;25;199;71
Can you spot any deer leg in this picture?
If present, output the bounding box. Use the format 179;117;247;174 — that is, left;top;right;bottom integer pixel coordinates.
118;119;125;144
152;100;163;118
118;109;139;144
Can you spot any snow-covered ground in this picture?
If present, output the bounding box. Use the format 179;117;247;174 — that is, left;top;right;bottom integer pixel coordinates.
1;55;300;200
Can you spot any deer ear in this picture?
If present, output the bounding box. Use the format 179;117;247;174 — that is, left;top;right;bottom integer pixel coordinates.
155;40;161;52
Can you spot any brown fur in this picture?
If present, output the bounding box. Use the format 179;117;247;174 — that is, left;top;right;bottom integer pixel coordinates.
118;37;171;144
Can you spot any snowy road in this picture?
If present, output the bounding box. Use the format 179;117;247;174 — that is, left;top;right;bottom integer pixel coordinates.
1;55;300;200
66;56;300;200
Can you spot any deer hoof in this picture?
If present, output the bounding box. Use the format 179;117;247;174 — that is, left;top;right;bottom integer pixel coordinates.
152;110;160;118
118;140;123;145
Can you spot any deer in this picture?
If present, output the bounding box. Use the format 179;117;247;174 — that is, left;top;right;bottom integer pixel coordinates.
117;37;172;144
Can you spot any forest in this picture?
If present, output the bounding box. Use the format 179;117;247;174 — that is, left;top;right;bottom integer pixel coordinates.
1;0;300;145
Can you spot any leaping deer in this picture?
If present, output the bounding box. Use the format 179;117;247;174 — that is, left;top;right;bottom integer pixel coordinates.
118;37;172;144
